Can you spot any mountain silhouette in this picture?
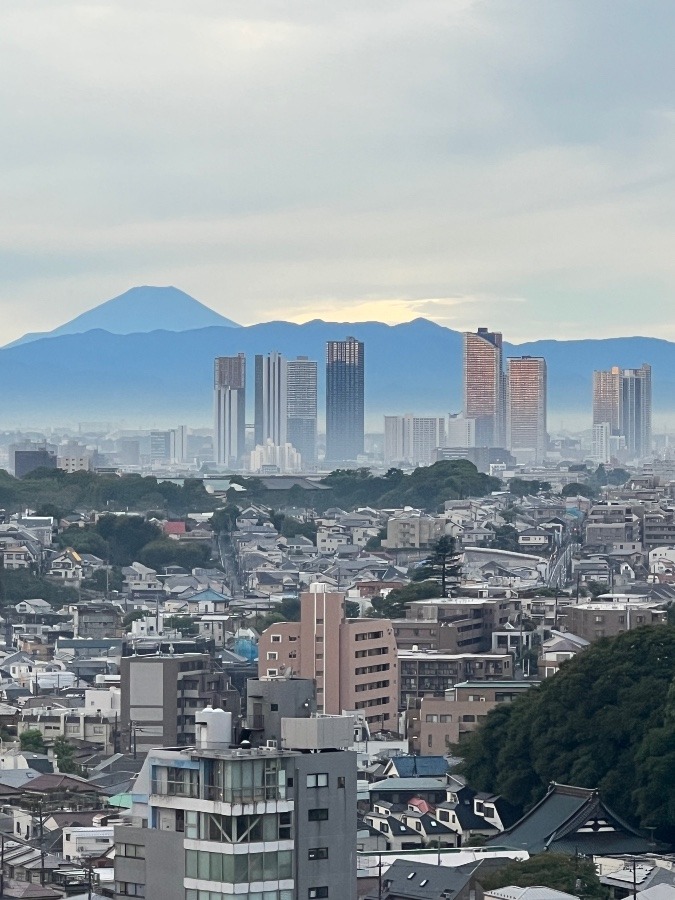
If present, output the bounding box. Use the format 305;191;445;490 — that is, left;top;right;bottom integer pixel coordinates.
6;285;239;348
0;312;673;429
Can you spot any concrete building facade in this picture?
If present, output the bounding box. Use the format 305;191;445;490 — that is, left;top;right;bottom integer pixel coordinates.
258;584;398;732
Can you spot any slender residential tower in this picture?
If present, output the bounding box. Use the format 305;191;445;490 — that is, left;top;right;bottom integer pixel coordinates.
325;337;364;462
286;356;318;465
507;356;547;463
593;364;652;459
463;327;504;447
213;354;246;467
254;352;288;447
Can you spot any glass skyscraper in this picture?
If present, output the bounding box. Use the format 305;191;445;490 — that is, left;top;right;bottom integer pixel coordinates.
325;337;364;463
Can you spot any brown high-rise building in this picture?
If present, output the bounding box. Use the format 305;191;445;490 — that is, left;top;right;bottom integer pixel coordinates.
257;583;398;733
463;328;504;447
593;367;622;433
507;356;547;462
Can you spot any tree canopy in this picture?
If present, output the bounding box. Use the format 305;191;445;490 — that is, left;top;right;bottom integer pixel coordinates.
479;853;606;900
460;626;675;842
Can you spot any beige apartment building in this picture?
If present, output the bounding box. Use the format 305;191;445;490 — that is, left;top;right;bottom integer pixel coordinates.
258;583;399;733
406;680;537;755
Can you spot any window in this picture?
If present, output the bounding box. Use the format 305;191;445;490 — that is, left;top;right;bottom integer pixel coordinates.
267;652;278;660
308;808;329;821
115;843;146;859
425;714;438;723
308;847;329;860
115;883;145;897
427;734;433;748
271;703;279;712
267;669;278;676
271;635;282;643
307;773;328;788
337;776;345;789
309;889;329;899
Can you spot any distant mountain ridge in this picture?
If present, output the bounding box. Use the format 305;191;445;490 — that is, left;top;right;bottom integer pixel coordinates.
1;306;674;429
6;285;239;348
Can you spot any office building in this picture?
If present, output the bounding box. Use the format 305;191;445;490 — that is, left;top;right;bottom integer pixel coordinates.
463;328;504;447
12;446;57;479
286;356;318;465
214;354;246;467
593;363;652;459
325;336;365;462
258;583;398;732
114;708;357;900
150;430;171;463
506;356;547;463
169;425;188;463
446;414;476;449
383;415;446;467
255;352;288;447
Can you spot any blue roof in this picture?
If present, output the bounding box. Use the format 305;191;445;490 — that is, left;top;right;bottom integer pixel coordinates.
389;756;449;778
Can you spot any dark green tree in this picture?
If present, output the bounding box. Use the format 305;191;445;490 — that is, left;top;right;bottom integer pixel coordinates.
53;736;79;774
369;580;439;619
460;626;675;842
561;482;597;499
479;853;607;900
414;536;461;597
20;729;46;752
211;505;241;534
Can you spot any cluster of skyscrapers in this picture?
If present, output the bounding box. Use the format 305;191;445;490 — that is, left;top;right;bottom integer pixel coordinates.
592;364;652;462
213;337;365;470
385;327;549;467
462;327;548;462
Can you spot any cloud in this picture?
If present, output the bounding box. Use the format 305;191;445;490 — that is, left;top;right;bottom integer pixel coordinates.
0;1;674;342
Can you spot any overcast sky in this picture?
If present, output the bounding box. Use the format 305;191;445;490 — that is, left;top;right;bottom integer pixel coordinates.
1;0;674;344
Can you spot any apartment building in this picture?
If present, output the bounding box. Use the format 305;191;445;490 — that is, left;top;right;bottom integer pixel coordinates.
642;509;675;550
407;680;537;755
584;503;641;548
114;709;357;900
381;512;446;550
258;584;398;733
120;653;233;753
563;600;667;642
398;651;513;709
393;597;514;653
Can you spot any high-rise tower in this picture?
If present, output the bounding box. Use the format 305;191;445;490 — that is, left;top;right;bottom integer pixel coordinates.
254;352;288;447
286;356;318;465
621;364;652;459
213;354;246;467
593;364;652;459
325;337;364;462
507;356;547;463
593;367;622;434
463;328;504;447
